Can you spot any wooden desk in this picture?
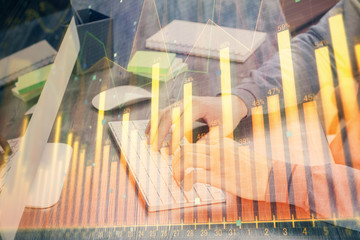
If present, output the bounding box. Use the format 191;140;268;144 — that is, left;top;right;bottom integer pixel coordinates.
0;1;357;238
0;25;284;228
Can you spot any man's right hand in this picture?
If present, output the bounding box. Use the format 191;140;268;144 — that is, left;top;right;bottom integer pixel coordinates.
145;95;248;153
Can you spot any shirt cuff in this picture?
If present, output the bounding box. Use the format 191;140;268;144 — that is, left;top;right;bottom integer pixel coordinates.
216;87;256;118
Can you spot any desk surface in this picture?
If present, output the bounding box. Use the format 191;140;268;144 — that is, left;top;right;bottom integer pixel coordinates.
0;0;359;239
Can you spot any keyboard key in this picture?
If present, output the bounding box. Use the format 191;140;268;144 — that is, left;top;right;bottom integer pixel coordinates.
194;183;212;201
207;185;225;200
168;180;186;204
183;189;198;203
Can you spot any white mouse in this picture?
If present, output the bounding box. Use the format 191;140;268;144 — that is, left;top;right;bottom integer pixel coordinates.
92;85;152;111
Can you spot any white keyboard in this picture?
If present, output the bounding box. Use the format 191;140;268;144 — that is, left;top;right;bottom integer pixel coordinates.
108;120;225;211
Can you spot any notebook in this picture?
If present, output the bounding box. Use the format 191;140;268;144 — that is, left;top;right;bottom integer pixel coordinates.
146;20;267;63
127;51;188;81
0;40;56;87
15;64;53;94
127;51;176;74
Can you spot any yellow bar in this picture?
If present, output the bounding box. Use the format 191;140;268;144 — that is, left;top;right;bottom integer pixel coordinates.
277;30;297;108
267;94;290;218
303;101;332;217
122;112;130;147
95;88;105;161
13;118;30;191
329;14;357;122
171;107;181;153
356;44;360;74
278;30;304;158
278;29;308;217
277;29;303;165
151;63;160;149
21;117;29;136
67;132;73;146
315;46;339;134
48;114;63;203
121;111;130;163
184;82;193;142
237;145;253;200
251;106;268;205
220;47;234;138
89;87;106;223
64;140;79;226
267;95;285;161
303;101;326;163
54;114;62;143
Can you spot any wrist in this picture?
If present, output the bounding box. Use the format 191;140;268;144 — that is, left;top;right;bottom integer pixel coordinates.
231;95;248;119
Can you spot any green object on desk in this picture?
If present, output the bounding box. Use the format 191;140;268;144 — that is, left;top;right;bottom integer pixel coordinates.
127;51;176;75
12;86;43;102
16;64;52;94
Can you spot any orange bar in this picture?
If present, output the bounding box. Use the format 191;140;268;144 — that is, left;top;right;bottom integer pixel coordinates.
208;126;223;223
329;14;357;122
356;44;360;74
220;47;234;139
59;140;79;227
315;46;340;135
171;107;183;225
183;82;193;143
81;165;92;226
40;114;62;225
251;106;272;220
116;113;130;225
48;132;73;227
125;130;139;226
267;94;291;219
71;147;86;226
238;145;254;221
50;136;76;227
150;63;160;149
117;154;128;226
98;145;111;225
89;128;106;223
107;161;118;225
303;101;332;218
278;29;309;219
329;14;360;169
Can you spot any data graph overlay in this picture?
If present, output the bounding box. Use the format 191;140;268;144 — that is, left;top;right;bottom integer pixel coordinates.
220;47;234;139
329;13;360;171
267;94;290;220
314;46;340;135
150;63;160;150
277;28;309;218
329;14;357;122
251;106;272;220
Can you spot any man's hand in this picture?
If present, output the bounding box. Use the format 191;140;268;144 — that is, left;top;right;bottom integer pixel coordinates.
330;110;360;170
145;95;248;152
172;137;271;201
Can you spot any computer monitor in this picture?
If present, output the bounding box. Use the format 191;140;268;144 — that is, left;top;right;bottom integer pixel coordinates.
0;17;79;240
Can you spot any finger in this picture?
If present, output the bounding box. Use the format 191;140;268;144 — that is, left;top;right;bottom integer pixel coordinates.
196;126;222;145
145;119;151;135
171;107;181;154
147;104;170;144
150;110;172;151
172;146;211;183
170;99;205;154
149;101;181;149
183;169;209;191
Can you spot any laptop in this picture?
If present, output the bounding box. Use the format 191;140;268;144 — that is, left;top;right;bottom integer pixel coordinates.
0;18;79;240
